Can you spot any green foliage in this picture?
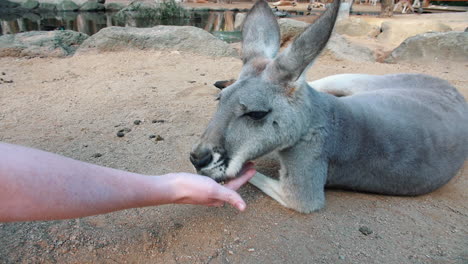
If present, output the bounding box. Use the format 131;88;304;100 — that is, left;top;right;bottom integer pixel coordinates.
158;0;188;20
114;0;188;25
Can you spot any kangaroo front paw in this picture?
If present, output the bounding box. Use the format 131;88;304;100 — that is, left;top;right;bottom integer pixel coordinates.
249;173;326;213
287;197;325;214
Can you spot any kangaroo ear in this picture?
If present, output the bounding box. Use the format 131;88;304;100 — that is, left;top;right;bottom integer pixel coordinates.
241;0;280;65
266;0;341;85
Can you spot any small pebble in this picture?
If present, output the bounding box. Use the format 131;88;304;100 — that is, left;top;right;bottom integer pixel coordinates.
188;80;196;83
228;250;234;255
200;73;206;76
155;135;164;141
118;128;131;133
116;131;125;137
359;226;373;236
339;255;346;260
247;248;255;252
92;153;102;158
152;119;165;123
1;72;5;75
133;120;141;125
149;134;156;139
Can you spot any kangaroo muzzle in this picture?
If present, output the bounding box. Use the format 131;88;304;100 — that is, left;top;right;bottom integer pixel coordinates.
189;146;213;170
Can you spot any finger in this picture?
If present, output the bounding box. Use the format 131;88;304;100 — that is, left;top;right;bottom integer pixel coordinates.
211;201;224;207
224;168;256;191
238;161;255;175
215;187;247;211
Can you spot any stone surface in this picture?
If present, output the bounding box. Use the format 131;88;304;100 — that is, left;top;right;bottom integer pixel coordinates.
0;30;89;58
335;17;380;37
23;12;41;21
38;2;57;10
21;0;40;9
57;0;79;11
105;2;125;11
377;20;452;45
76;26;238;57
386;31;468;63
324;33;375;62
0;0;20;8
79;1;105;11
278;18;309;46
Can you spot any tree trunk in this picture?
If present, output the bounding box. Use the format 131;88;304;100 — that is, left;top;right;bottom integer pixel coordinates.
380;0;394;17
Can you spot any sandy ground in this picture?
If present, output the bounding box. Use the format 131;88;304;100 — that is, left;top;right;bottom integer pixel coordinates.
1;3;468;262
0;45;467;263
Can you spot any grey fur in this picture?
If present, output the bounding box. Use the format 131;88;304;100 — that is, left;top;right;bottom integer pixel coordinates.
190;0;468;213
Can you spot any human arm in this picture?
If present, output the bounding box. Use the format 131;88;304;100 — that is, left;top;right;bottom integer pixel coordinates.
0;142;255;222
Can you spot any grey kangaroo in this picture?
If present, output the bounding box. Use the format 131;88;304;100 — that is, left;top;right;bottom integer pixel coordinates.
190;0;468;213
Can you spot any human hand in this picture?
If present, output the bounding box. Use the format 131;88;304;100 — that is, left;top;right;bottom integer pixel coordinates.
165;162;256;211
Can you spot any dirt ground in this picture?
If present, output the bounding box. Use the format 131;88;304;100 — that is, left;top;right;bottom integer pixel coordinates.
1;6;468;263
1;47;467;263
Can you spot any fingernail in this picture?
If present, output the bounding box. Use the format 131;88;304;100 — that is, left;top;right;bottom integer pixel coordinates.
236;202;246;211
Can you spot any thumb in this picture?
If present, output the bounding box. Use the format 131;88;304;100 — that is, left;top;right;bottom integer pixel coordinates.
216;187;247;211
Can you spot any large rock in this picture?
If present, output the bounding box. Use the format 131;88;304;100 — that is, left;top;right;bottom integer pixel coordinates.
0;0;20;8
23;12;41;21
76;26;239;57
21;0;40;9
105;2;125;11
38;2;57;11
386;31;468;63
79;1;105;11
324;33;375;62
335;17;380;37
377;20;452;45
278;18;309;46
57;0;80;11
0;30;89;58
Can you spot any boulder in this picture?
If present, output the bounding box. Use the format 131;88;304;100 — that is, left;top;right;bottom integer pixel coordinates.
105;2;125;11
79;1;105;11
23;12;41;21
0;30;89;58
38;2;57;11
377;20;452;46
0;0;20;8
21;0;40;9
323;33;375;62
386;31;468;63
234;13;245;30
76;26;239;57
335;17;380;37
278;18;309;46
57;0;80;11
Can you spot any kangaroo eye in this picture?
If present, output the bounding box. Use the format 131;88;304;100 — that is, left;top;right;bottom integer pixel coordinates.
244;111;270;120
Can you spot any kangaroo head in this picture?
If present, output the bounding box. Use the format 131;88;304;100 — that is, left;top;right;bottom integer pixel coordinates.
190;0;340;181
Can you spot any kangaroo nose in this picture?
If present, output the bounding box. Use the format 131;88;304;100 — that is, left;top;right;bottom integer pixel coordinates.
190;148;213;170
